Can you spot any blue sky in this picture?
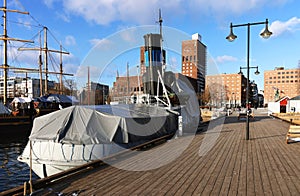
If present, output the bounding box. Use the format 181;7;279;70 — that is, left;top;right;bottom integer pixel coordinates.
2;0;300;91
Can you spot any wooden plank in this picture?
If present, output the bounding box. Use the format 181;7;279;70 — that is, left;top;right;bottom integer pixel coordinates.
4;111;300;195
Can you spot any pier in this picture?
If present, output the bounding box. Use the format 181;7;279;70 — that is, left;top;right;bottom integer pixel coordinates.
2;109;300;195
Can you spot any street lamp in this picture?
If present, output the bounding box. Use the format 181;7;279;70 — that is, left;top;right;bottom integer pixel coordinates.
239;66;260;76
226;19;272;140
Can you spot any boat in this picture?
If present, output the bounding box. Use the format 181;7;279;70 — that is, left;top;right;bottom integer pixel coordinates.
18;104;180;178
0;1;72;135
18;10;200;179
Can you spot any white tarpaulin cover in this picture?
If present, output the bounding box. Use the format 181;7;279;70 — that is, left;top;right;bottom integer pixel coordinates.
0;102;11;115
29;104;175;145
11;97;33;103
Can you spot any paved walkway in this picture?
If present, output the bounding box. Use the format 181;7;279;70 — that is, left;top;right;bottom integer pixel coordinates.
13;110;300;195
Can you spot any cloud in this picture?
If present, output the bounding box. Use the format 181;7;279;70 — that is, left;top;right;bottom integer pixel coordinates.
215;55;238;64
55;12;71;23
43;0;60;8
269;17;300;37
60;0;182;25
46;0;290;26
189;0;290;16
65;35;76;46
89;38;113;49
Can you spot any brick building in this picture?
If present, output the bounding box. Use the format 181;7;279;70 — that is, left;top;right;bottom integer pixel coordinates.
110;75;143;103
206;73;248;107
181;33;207;93
264;67;300;103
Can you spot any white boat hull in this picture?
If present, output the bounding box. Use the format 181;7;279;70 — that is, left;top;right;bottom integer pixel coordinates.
18;140;124;178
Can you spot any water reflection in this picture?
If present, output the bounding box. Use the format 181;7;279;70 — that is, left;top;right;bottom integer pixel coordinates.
0;139;38;192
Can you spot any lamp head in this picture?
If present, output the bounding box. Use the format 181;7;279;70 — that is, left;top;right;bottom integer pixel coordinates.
226;23;237;42
238;67;243;75
260;19;272;39
255;67;260;75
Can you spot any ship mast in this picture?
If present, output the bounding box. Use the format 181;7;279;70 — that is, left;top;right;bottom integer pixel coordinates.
19;27;70;96
0;0;33;105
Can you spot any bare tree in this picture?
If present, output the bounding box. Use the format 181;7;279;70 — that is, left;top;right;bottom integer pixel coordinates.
64;79;77;96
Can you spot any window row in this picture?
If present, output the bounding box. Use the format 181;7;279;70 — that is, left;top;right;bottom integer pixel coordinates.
269;75;298;79
182;56;196;62
266;80;299;84
182;66;193;70
277;71;299;74
182;70;193;73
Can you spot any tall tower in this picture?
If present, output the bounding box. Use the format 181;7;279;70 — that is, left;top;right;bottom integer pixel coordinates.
142;33;166;96
182;33;207;93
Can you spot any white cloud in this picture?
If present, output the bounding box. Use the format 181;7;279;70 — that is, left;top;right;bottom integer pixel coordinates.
60;0;182;25
42;0;292;27
65;35;76;46
56;12;71;23
43;0;60;8
46;0;291;26
215;55;238;64
189;0;290;16
269;17;300;37
119;29;138;43
89;38;114;50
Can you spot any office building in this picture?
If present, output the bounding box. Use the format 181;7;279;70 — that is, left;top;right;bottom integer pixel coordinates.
182;33;207;93
0;76;54;99
206;73;248;107
264;67;300;103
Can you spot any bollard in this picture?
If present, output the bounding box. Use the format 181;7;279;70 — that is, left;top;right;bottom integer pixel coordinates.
178;116;183;136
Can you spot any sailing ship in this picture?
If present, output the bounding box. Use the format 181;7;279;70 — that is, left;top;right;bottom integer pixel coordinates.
18;10;200;179
0;0;73;135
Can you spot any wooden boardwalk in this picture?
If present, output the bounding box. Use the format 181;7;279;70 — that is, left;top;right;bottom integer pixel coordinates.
6;110;300;195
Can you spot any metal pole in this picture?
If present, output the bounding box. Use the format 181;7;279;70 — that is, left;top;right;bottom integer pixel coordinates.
3;0;8;105
246;24;250;140
43;27;48;95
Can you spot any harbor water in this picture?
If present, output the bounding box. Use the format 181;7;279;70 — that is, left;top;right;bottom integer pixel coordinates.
0;135;38;192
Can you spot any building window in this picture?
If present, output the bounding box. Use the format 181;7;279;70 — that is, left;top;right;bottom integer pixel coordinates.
286;72;289;74
269;77;272;79
277;72;281;74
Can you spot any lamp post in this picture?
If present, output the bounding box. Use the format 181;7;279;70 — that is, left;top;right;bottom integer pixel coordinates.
226;19;272;140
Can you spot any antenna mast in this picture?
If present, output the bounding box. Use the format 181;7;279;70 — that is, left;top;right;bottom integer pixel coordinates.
159;9;163;40
158;9;164;77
